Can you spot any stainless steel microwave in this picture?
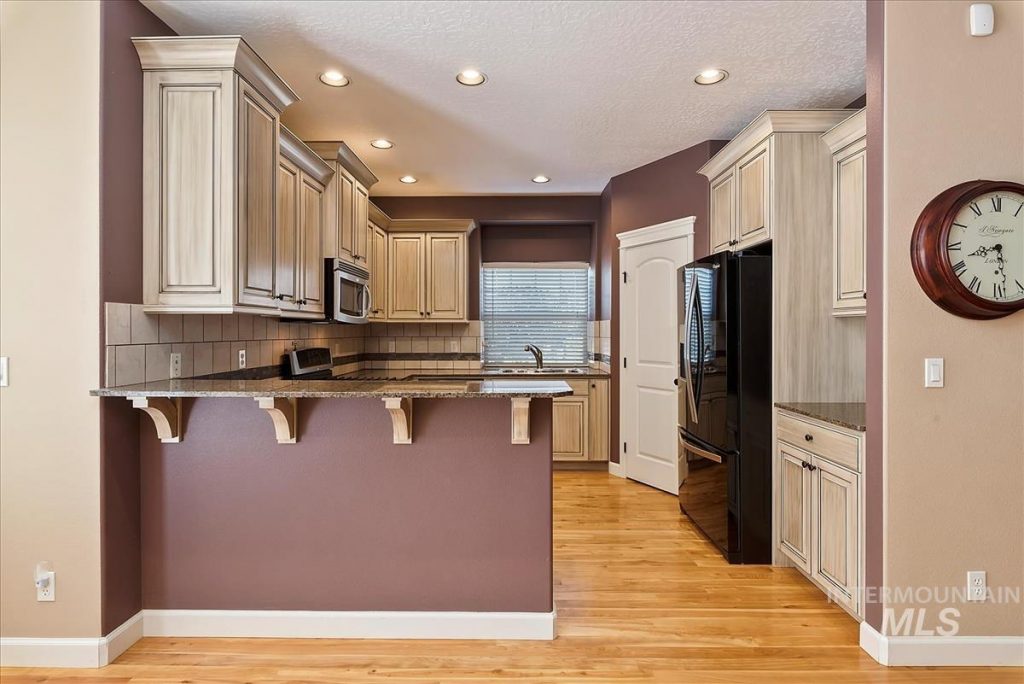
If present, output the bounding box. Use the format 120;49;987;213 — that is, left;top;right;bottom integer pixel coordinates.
326;258;371;324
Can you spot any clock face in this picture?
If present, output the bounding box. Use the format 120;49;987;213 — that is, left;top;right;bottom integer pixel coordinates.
945;190;1024;303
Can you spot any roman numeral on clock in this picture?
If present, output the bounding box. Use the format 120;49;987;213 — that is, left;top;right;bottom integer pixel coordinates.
993;283;1005;299
991;196;1002;212
953;222;968;229
969;202;983;217
1017;279;1024;294
947;241;962;251
968;276;981;293
1016;202;1023;218
952;260;968;276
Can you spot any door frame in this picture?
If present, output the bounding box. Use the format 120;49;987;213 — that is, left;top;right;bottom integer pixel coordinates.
614;216;695;487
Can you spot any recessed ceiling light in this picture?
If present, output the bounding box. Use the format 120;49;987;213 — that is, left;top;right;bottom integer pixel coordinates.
399;175;418;184
319;70;349;87
370;139;394;150
694;68;728;86
456;69;487;86
532;175;550;184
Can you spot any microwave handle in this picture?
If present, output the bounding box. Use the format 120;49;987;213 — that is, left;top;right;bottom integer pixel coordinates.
362;284;373;318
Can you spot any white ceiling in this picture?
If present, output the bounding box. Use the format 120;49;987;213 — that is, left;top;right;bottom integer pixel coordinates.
142;0;865;196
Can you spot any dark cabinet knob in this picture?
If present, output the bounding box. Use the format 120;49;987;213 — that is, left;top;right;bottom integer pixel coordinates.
673;378;679;386
804;433;814;442
729;239;738;246
426;311;432;316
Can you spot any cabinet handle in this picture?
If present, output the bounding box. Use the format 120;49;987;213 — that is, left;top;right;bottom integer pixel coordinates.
729;240;738;246
804;433;813;442
807;463;817;472
425;311;432;316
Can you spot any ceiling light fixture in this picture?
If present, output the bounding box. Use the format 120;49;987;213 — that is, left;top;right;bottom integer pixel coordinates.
370;139;394;150
456;69;487;86
319;70;349;87
532;175;551;184
694;68;728;86
399;175;418;184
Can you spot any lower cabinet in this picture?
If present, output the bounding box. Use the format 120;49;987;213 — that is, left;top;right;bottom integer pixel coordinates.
776;409;863;617
553;378;609;463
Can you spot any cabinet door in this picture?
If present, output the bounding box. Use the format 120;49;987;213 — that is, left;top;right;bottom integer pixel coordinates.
778;444;812;572
553;396;589;461
833;140;867;314
337;171;355;262
298;174;325;314
353;183;369;266
369;224;387;320
236;80;279;309
588;379;609;461
425;232;465;320
735;139;771;248
812;457;859;611
274;158;300;310
387;233;425;319
710;170;735;253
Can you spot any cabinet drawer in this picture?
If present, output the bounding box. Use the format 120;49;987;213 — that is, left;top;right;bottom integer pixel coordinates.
777;412;860;472
566;379;591;396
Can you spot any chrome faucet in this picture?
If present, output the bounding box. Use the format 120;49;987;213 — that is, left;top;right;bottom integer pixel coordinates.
524;344;544;370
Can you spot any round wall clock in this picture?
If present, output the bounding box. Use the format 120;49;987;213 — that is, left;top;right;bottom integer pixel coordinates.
911;179;1024;319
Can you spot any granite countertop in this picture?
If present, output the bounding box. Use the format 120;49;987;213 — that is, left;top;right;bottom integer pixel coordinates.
367;368;610;381
91;377;574;399
775;402;866;432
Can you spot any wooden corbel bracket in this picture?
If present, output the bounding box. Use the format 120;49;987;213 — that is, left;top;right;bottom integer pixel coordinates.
511;397;531;445
129;397;182;443
382;397;413;444
255;397;298;444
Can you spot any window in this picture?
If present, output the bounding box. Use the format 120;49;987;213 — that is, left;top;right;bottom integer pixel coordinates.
686;267;716;364
481;262;591;366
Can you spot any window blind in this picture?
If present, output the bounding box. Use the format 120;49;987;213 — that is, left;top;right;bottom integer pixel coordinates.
480;263;591;366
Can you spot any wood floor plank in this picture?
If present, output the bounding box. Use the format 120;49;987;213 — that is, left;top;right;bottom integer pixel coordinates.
2;472;1018;682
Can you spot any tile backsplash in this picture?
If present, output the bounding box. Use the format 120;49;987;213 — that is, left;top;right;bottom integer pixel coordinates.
103;303;484;386
103;303;364;387
590;320;611;372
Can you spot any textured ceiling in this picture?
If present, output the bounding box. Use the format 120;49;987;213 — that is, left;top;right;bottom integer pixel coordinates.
142;0;865;196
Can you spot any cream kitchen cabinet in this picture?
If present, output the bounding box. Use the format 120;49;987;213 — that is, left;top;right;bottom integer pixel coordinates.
700;110;853;255
387;230;468;321
276;127;334;318
823;109;867;316
776;408;864;618
368;223;388;320
554;378;610;463
306;142;377;269
134;36;298;314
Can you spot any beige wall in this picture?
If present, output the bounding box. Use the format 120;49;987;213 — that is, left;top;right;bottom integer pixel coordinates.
0;1;103;637
883;0;1024;636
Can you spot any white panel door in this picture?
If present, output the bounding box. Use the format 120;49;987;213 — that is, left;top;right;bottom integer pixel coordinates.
620;225;692;493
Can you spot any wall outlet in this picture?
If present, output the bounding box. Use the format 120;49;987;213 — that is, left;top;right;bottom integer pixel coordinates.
238;349;246;369
169;352;182;379
0;356;8;387
35;568;55;602
967;570;987;602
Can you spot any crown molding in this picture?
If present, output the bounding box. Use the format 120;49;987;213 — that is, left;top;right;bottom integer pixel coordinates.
304;141;379;189
822;108;867;154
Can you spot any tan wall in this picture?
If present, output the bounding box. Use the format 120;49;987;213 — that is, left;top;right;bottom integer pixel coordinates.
883;0;1024;636
0;0;103;637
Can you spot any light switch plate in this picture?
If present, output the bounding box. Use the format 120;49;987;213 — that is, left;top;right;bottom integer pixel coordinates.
925;358;944;388
970;3;994;36
0;356;8;387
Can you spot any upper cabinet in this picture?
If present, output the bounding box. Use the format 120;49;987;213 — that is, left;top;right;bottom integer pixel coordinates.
367;204;390;321
384;220;475;322
822;109;867;317
699;110;855;255
133;36;299;313
276;127;334;318
306;142;378;269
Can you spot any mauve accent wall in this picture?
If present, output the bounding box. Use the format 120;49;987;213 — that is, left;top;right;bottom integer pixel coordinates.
141;398;553;612
481;224;592;264
596;140;726;463
373;196;602;320
99;0;174;635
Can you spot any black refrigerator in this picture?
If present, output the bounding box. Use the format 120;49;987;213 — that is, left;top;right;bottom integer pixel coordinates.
677;246;772;564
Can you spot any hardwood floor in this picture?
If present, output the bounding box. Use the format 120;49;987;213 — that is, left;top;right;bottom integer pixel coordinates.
3;471;1018;683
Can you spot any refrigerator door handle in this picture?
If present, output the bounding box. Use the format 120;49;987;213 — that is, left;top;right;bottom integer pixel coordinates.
679;433;723;464
682;273;699;423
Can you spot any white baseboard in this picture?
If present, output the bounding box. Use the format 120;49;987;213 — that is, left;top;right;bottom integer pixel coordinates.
608;460;625;478
0;611;142;668
1;607;555;668
143;608;555;641
860;620;1024;666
